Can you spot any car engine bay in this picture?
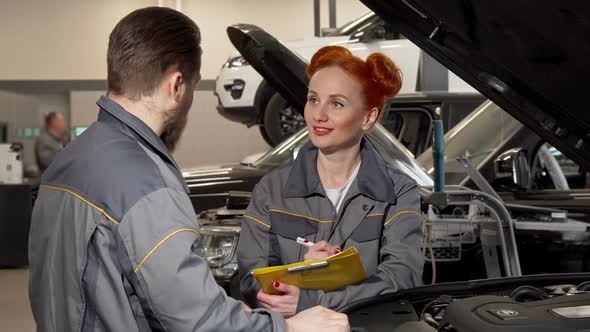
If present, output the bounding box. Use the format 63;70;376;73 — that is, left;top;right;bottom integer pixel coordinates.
346;278;590;332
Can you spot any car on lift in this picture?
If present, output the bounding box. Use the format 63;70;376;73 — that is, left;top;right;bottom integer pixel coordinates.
198;1;590;330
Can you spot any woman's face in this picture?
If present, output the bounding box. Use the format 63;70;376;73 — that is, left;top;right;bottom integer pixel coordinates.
304;66;378;153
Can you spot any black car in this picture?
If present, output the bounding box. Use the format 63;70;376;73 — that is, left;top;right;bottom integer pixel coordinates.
348;1;590;330
194;1;590;330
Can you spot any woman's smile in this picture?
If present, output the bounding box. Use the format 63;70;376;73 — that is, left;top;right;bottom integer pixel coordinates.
312;126;334;136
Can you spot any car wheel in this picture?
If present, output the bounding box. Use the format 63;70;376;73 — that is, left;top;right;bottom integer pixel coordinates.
263;93;305;146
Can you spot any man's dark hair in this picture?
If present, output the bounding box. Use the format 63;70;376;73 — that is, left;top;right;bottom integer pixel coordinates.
107;7;202;98
45;112;59;128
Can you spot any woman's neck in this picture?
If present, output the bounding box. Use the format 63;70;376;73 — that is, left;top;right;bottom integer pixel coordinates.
317;142;362;190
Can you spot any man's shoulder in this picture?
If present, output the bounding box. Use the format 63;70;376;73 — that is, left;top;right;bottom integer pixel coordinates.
49;121;157;176
41;122;168;221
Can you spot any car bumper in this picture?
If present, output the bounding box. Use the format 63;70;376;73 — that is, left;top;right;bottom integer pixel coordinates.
216;104;258;126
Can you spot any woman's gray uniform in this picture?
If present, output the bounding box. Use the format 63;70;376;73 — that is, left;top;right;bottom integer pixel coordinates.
237;138;424;312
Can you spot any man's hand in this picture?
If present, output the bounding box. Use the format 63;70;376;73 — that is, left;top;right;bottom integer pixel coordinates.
257;281;300;317
286;306;350;332
304;241;341;261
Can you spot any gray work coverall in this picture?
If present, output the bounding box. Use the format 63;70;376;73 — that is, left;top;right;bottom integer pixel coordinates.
238;139;424;312
35;130;64;173
29;96;286;331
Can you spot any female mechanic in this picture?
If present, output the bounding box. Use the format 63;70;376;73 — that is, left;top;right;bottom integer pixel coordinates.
237;45;424;315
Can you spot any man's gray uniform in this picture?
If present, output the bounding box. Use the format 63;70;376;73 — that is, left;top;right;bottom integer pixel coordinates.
238;139;424;312
29;96;286;331
35;130;64;173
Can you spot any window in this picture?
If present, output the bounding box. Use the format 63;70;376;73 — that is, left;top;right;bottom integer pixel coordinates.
381;108;433;156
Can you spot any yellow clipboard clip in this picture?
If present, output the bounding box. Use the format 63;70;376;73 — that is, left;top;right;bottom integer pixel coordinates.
287;261;329;272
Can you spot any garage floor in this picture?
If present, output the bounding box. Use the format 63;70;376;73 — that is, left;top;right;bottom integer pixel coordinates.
0;268;35;331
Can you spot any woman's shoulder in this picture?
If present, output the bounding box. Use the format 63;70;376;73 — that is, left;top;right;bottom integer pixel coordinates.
254;162;294;192
383;163;418;189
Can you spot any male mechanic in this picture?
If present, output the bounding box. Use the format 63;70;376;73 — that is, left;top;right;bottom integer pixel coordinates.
35;111;66;173
28;7;348;332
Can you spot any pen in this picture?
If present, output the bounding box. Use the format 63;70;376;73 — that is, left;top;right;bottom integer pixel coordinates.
296;237;314;248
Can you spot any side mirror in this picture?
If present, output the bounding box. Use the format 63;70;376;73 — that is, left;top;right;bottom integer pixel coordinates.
494;148;530;190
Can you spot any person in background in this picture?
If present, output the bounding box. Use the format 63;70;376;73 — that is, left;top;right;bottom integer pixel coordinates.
35;111;66;173
28;7;348;332
238;46;424;315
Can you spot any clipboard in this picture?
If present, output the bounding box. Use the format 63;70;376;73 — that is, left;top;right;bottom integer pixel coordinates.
252;247;367;295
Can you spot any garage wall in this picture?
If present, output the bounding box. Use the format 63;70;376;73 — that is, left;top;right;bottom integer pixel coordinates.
184;0;370;78
0;0;370;80
0;0;155;80
173;91;270;168
69;90;269;169
183;0;312;79
69;91;105;128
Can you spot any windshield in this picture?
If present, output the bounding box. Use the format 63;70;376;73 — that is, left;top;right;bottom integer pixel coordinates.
253;128;308;169
254;124;433;187
326;12;378;36
417;101;523;185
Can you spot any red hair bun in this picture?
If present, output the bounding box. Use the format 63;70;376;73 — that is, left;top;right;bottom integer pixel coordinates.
307;46;402;115
366;53;402;97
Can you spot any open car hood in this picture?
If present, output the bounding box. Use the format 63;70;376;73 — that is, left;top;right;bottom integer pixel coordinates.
360;0;590;169
227;25;309;111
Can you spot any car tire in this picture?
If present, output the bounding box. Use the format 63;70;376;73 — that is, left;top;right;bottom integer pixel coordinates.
263;93;305;146
259;125;275;147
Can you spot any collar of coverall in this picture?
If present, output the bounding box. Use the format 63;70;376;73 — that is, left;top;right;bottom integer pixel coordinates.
96;96;189;194
284;136;397;204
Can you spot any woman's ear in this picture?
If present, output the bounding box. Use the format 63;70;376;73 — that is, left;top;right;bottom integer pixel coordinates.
362;107;380;131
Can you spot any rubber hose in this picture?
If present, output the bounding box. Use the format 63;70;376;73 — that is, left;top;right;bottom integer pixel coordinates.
510;285;550;302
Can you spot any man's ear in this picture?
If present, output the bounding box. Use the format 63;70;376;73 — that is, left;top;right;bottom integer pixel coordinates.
171;72;185;102
161;70;185;103
362;107;380;131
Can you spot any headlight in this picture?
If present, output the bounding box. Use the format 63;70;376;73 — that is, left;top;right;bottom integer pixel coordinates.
195;225;240;281
225;56;249;68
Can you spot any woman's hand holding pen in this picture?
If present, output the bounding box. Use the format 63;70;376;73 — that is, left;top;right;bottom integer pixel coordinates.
303;240;341;262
